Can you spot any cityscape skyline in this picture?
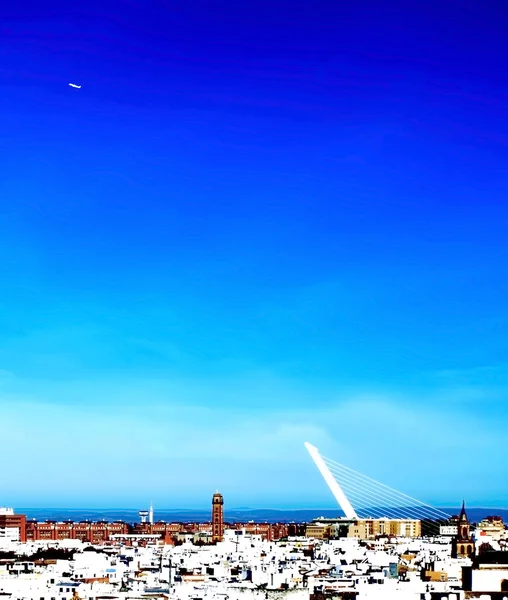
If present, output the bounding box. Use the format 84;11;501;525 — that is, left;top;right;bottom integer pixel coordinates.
3;499;507;599
2;0;508;507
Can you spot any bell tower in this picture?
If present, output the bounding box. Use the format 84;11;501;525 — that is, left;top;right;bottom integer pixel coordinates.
211;491;224;543
452;501;475;558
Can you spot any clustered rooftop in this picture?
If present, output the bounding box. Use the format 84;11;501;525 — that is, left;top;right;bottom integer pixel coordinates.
1;496;508;599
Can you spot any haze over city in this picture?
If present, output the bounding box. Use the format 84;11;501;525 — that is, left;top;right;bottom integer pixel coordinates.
1;0;508;510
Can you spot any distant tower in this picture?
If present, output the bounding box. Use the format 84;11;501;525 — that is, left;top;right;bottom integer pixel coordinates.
212;491;224;543
452;501;475;558
149;502;154;525
139;510;149;524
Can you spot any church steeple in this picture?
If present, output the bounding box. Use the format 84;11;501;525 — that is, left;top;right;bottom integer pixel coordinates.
452;501;475;558
459;500;468;523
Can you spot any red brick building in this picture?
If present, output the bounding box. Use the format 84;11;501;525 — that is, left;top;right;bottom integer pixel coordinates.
22;519;290;545
12;492;293;547
231;522;289;541
25;521;129;543
132;522;184;544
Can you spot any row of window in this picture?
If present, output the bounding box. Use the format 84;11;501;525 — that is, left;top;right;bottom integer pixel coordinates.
40;597;94;600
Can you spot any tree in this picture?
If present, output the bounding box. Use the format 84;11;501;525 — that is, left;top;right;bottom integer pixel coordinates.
478;542;495;555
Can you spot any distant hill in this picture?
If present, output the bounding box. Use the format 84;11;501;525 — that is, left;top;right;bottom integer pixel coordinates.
17;506;508;524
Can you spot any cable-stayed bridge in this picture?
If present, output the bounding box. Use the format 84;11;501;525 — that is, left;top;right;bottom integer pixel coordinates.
305;442;451;522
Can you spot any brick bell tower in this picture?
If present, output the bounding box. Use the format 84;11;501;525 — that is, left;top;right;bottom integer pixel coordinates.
211;491;224;543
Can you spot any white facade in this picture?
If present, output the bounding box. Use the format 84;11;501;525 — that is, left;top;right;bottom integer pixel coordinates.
0;527;474;600
440;525;458;536
469;566;508;593
0;527;20;541
0;508;19;543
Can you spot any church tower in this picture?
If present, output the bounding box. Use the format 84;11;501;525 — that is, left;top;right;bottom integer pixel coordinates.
211;491;224;543
452;501;475;558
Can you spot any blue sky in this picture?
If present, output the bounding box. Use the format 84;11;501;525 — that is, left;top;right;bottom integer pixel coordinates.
1;0;508;510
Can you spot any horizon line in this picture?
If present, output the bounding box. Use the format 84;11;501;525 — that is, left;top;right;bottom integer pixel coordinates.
13;505;508;511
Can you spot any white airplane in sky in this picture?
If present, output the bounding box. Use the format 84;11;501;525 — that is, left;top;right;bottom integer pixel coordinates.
69;83;81;89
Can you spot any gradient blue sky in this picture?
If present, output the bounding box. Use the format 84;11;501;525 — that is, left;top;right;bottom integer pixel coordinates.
1;0;508;509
